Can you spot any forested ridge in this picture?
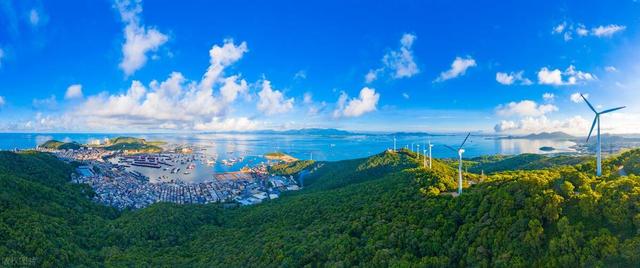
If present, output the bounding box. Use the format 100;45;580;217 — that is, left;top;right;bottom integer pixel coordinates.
1;149;640;267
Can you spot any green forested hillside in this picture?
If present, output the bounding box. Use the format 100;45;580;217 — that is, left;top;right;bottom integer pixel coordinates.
38;140;82;150
1;149;640;267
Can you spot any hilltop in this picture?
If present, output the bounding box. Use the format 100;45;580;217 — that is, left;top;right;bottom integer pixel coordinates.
99;136;164;153
1;148;640;266
38;140;82;150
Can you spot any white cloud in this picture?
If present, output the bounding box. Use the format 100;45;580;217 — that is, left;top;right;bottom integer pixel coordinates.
570;92;588;103
193;117;259;132
402;92;409;99
257;80;294;115
552;22;626;40
333;87;380;118
542;93;555;102
0;48;4;67
552;22;566;34
367;33;419;83
576;24;589;36
0;96;5;107
200;39;248;92
65;84;83;99
303;92;313;104
32;95;58;110
29;9;39;26
495;100;558;117
591;24;626;38
294;70;307;80
65;39;251;131
494;115;589;135
537;65;596;86
605;66;617;72
219;75;248;103
496;71;532;85
365;68;382;83
436;56;476;82
115;0;169;76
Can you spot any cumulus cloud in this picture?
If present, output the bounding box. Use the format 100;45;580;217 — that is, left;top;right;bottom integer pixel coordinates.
494;115;589;135
365;68;382;83
65;84;83;99
543;93;555;102
64;39;253;131
0;96;5;107
495;100;558;117
496;71;532;85
366;33;419;83
570;92;588;103
193;117;259;132
257;80;294;115
592;24;626;38
333;87;380;118
436;56;476;82
115;0;169;76
537;65;596;86
552;22;626;40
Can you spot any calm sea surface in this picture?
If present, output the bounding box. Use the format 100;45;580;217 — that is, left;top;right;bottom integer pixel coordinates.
0;133;577;183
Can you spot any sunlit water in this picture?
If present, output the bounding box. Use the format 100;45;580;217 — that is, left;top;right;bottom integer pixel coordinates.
0;133;577;183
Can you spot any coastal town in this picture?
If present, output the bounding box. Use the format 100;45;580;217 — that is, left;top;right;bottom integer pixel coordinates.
38;141;303;209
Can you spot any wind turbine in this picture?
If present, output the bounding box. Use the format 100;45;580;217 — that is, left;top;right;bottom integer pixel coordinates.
428;140;433;169
416;144;420;159
580;94;625;176
393;137;397;152
445;133;471;195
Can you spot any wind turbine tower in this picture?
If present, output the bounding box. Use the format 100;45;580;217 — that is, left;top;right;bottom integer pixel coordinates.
428;140;433;169
580;94;625;176
445;133;471;195
393;137;397;152
416;144;420;159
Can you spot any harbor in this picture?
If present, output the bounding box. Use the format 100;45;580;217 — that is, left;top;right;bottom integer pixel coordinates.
42;144;302;209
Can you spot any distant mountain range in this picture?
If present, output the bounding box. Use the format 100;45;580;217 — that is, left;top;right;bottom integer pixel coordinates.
251;128;353;135
495;131;576;140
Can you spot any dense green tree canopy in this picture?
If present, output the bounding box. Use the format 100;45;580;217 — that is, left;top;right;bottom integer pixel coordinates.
1;149;639;267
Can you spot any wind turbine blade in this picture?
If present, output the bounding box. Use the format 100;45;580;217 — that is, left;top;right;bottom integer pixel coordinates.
581;94;597;113
444;145;457;152
600;106;626;114
459;133;471;150
586;116;597;142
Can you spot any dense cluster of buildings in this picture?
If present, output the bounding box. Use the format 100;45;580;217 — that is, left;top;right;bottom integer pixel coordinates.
55;148;301;209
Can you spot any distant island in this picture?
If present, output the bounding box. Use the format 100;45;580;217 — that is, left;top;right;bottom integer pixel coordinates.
539;146;555;152
39;140;83;150
39;136;165;154
264;152;298;162
495;131;576;140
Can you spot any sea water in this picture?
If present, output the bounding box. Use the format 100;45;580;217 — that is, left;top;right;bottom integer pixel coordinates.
0;132;577;182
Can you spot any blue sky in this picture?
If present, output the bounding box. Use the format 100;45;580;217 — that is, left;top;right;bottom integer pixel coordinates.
0;0;639;134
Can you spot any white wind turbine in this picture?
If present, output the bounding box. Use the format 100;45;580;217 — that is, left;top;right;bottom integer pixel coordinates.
428;140;433;169
445;133;471;195
580;94;625;176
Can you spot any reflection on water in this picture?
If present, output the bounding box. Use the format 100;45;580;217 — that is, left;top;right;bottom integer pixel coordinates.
0;133;577;162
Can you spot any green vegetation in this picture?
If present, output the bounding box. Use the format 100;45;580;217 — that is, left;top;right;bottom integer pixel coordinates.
264;152;285;157
38;140;82;150
269;160;316;175
102;136;163;153
467;153;591;174
2;148;640;266
264;151;297;162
